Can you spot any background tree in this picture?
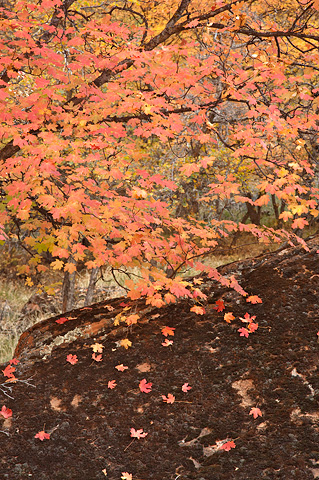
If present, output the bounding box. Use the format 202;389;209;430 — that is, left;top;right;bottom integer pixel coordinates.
0;0;318;311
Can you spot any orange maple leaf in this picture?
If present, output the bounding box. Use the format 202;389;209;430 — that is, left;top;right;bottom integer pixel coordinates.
190;305;205;315
249;407;262;419
161;326;175;337
224;312;235;323
246;295;262;304
120;338;132;349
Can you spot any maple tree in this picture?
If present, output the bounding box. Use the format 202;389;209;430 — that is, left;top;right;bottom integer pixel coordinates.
0;0;319;312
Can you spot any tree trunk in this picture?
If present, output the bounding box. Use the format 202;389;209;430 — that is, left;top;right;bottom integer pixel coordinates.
61;266;76;313
84;267;99;306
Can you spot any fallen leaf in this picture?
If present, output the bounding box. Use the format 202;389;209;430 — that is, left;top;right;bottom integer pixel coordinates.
213;299;225;312
190;305;205;315
162;339;173;347
120;338;132;349
220;440;236;451
162;394;175;404
126;314;139;325
115;364;128;372
2;364;16;378
66;354;78;365
139;378;152;393
130;427;148;439
161;326;175;337
246;295;262;304
108;380;117;389
9;358;19;365
104;304;114;311
248;322;258;333
182;383;192;392
136;362;151;372
250;407;262;419
35;430;50;441
238;327;249;338
121;473;132;480
92;353;103;362
56;317;70;324
224;312;235;323
239;312;256;323
91;343;104;353
0;405;12;418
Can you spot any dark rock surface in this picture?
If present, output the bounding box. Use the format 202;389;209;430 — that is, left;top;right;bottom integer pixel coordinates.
1;237;319;479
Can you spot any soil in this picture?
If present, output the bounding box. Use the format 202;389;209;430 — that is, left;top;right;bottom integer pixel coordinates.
1;236;319;480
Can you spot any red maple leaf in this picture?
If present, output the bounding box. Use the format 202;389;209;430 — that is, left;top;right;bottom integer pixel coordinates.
238;327;249;338
66;354;78;365
35;430;50;441
9;358;19;365
56;317;70;324
213;299;225;312
139;378;152;393
220;440;236;451
0;405;12;418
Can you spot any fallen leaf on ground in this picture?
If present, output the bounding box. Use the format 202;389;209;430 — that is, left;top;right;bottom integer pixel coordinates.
162;394;175;404
0;405;12;418
115;364;128;372
182;383;192;392
161;326;175;337
250;407;262;419
66;354;78;365
108;380;117;389
220;440;236;451
35;430;50;441
130;428;148;439
139;378;152;393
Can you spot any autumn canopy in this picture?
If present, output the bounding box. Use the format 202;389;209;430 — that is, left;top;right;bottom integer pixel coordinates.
0;0;318;308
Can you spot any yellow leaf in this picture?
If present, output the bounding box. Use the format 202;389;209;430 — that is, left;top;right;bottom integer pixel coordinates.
51;259;64;270
91;343;104;353
224;312;235;323
120;338;132;349
25;276;34;287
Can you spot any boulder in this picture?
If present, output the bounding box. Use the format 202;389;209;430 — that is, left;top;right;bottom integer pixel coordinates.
1;237;319;479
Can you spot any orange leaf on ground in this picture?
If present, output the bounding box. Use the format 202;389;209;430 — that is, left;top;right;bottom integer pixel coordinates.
161;326;175;337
